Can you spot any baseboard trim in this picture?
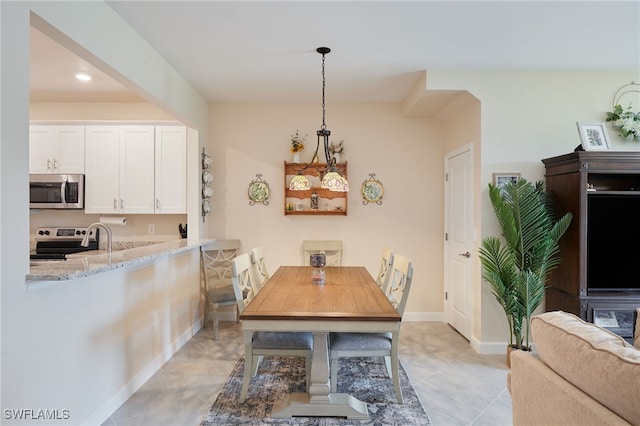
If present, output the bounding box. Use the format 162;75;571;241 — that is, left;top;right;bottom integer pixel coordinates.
471;337;510;355
402;311;444;322
81;323;199;426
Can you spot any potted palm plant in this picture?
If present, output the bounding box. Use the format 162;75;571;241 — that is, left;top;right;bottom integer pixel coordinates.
478;178;572;364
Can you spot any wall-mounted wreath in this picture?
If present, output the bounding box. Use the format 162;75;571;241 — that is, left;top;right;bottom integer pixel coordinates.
606;81;640;141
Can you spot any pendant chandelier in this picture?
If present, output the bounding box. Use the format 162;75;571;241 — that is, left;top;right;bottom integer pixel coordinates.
289;47;349;192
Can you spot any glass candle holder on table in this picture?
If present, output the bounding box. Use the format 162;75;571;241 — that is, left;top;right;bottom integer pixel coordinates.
310;253;326;285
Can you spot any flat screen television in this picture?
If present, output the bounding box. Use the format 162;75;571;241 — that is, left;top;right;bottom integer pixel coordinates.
587;194;640;292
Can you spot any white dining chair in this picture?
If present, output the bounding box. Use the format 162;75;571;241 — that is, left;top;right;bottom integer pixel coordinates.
302;240;342;266
376;247;394;291
329;252;413;404
250;246;270;291
200;239;241;340
231;253;313;403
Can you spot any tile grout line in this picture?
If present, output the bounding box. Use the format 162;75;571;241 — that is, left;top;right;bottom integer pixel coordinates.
469;387;509;425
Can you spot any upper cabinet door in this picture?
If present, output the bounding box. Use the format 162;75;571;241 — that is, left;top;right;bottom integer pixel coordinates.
29;126;54;174
29;125;85;174
154;126;186;213
81;123;187;215
84;126;121;214
55;126;85;174
119;126;155;214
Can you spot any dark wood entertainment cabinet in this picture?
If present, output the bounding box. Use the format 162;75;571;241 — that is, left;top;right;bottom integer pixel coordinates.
542;151;640;338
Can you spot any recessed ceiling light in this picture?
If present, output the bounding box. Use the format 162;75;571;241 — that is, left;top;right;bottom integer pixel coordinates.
75;73;91;81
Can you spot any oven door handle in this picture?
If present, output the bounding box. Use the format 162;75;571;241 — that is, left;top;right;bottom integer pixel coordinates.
60;179;67;205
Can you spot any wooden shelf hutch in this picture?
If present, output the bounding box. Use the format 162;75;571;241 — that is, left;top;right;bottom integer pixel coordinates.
284;161;348;215
542;151;640;334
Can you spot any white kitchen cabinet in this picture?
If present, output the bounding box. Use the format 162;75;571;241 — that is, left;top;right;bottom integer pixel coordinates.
84;125;155;214
29;125;85;174
154;125;186;213
84;126;119;213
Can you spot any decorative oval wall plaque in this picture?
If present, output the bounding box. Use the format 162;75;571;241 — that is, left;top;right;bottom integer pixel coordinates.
248;174;270;206
362;173;384;205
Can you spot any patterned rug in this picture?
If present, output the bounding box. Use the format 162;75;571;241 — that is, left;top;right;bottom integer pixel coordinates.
200;356;430;425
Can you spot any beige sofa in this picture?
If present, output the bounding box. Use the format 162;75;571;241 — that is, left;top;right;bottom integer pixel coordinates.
509;310;640;426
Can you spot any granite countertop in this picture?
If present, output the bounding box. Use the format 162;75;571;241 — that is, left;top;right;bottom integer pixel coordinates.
27;238;213;283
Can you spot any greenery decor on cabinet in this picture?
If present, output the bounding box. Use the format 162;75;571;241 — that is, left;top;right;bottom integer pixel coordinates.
284;161;347;215
605;81;640;142
478;178;572;353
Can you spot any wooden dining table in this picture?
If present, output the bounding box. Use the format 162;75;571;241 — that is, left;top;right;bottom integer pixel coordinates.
239;265;401;419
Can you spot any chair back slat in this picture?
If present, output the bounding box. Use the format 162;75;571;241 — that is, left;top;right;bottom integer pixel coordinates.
250;246;270;290
201;239;241;282
231;253;259;313
303;240;342;266
376;247;394;290
384;253;413;317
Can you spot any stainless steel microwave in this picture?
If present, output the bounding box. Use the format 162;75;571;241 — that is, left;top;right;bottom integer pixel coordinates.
29;174;84;209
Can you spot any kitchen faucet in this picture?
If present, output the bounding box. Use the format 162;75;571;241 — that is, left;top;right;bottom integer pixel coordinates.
82;222;112;256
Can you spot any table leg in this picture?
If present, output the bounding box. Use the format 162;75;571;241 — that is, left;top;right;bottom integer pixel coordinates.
309;332;330;403
271;331;369;419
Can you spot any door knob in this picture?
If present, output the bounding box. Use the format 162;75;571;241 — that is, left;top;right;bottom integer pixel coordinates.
458;251;471;258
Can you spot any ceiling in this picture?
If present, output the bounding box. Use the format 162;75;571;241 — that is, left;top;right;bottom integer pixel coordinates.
30;1;640;104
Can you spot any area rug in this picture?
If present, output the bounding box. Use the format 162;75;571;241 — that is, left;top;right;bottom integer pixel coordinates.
200;356;430;425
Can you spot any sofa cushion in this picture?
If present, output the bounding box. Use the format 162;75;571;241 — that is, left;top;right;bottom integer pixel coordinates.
531;311;640;425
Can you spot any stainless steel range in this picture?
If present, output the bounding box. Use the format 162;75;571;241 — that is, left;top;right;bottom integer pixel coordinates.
31;227;100;261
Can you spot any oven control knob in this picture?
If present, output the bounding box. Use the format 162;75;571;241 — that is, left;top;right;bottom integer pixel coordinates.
38;230;50;236
75;230;81;236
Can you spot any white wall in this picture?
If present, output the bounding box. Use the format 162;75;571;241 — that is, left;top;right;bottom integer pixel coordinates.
2;1;639;422
427;70;640;349
207;70;640;352
439;94;483;338
1;2;208;424
208;102;445;316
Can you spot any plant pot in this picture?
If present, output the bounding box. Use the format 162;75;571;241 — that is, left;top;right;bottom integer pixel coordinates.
292;152;301;163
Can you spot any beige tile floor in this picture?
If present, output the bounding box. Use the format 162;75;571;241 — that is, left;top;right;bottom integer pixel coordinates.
103;321;512;426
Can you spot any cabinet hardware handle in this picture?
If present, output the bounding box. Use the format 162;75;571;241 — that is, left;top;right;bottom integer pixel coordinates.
113;198;117;209
458;252;471;258
156;198;160;209
120;199;124;209
53;159;58;170
47;159;52;170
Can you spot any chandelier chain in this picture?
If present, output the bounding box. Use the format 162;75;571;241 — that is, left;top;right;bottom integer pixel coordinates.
321;52;327;130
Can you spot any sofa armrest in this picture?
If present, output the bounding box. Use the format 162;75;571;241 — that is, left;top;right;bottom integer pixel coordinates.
510;350;630;426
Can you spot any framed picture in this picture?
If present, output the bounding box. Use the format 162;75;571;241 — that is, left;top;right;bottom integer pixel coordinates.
492;173;520;190
577;122;610;151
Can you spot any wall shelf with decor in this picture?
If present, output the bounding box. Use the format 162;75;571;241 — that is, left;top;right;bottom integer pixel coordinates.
284;161;348;215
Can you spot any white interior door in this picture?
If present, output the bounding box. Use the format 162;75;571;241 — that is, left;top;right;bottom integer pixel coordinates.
444;145;473;340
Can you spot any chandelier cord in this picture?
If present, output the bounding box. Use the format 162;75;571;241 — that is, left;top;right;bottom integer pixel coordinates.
318;48;334;166
321;52;327;130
